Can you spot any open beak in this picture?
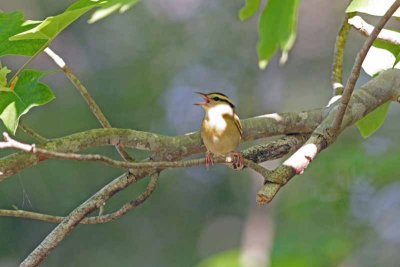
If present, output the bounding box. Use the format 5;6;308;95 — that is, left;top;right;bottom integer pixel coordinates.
194;92;210;106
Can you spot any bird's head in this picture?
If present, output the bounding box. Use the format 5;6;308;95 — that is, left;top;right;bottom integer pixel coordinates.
195;92;235;111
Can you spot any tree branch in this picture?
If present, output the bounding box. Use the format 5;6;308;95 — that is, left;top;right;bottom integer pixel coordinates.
0;132;240;170
349;15;400;45
331;0;400;134
0;132;305;186
0;110;323;180
242;134;309;163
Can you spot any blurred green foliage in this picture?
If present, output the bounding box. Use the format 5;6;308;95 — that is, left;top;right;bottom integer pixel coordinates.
257;0;299;68
346;0;400;17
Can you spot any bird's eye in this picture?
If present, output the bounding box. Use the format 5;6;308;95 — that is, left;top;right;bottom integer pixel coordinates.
212;97;220;101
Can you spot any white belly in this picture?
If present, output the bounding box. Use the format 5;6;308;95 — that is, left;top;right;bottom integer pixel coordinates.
201;110;241;155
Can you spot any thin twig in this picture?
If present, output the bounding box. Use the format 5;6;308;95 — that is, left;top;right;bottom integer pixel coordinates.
0;173;158;224
331;0;400;134
331;12;356;95
43;48;134;162
349;15;400;45
19;122;49;144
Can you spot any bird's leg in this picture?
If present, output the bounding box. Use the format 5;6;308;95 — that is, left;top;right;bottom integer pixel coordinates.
205;151;214;168
229;151;244;170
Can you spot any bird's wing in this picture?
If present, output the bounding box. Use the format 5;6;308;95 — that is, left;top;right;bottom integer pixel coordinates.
234;113;243;138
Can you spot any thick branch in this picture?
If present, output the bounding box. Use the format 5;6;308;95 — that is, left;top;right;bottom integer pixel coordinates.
0;133;250;171
243;134;309;163
2;132;307;187
0;110;323;180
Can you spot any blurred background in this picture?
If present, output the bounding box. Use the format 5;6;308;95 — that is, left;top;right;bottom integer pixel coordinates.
1;0;400;266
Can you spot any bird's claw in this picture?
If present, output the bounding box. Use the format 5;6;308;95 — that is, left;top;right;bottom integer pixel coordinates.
227;151;244;170
205;151;214;169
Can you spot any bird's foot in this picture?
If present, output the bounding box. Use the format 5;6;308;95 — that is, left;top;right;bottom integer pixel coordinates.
227;151;244;170
205;151;214;169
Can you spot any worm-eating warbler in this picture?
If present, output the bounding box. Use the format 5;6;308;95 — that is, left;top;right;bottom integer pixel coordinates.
195;92;243;167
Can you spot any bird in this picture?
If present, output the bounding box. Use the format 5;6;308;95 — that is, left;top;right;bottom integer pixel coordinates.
195;92;244;168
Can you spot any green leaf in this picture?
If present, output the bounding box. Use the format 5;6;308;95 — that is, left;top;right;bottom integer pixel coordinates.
88;0;140;24
195;250;240;267
346;0;400;17
0;69;55;134
0;11;47;57
257;0;300;69
239;0;261;21
0;66;11;87
10;0;107;41
356;102;390;138
362;38;400;76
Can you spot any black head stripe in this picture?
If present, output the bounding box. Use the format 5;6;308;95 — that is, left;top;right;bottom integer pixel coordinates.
206;92;235;108
207;92;228;98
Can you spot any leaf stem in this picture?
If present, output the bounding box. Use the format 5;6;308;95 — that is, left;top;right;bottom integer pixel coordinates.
9;43;49;86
